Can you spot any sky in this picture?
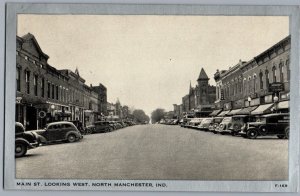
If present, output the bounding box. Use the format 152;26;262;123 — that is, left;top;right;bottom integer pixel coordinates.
17;15;289;116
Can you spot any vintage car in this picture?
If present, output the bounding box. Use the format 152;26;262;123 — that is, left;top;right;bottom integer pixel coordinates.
181;118;192;127
33;121;83;143
208;117;224;133
215;115;252;135
187;118;203;129
198;118;213;131
242;113;289;139
15;122;41;157
94;121;114;133
68;120;85;134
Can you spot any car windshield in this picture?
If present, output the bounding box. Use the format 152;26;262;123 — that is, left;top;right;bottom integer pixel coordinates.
222;117;232;123
214;118;223;123
203;119;212;123
256;117;266;123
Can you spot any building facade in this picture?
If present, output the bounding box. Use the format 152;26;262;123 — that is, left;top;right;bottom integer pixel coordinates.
178;68;216;117
16;33;108;130
214;35;290;115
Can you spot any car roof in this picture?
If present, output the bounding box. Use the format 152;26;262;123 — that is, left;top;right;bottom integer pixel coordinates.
48;121;74;126
262;113;289;117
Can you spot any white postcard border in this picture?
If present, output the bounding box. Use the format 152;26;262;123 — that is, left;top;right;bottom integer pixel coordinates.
4;3;300;192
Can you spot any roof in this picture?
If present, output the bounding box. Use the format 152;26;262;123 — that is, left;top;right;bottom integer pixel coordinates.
47;121;74;126
262;113;289;117
20;33;49;59
197;68;209;81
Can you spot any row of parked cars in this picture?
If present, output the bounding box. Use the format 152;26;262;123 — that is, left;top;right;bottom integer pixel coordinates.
15;120;136;157
166;113;289;139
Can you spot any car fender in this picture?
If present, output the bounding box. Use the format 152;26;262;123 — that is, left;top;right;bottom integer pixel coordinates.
37;135;47;144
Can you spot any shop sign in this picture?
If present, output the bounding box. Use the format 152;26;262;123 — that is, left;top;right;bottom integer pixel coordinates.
264;95;273;103
250;98;260;106
269;82;284;92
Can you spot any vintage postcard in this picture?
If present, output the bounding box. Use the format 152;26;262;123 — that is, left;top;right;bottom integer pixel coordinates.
3;3;300;192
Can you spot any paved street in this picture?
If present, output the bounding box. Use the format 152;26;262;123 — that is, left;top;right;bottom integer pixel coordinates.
16;124;288;180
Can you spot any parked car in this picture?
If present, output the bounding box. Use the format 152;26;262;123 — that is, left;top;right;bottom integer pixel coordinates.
15;122;41;157
198;118;213;131
187;118;203;128
208;117;224;133
242;113;289;139
68;120;85;134
226;115;253;136
215;117;232;134
94;121;113;133
32;121;82;144
181;118;192;127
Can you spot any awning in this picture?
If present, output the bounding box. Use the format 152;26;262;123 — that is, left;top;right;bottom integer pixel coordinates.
277;101;289;110
251;103;274;115
236;106;258;115
226;109;242;116
217;110;231;117
209;109;222;117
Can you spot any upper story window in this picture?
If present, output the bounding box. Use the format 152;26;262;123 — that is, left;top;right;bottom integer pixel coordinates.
272;65;277;83
16;68;21;92
286;58;290;81
259;71;263;89
279;61;284;83
56;85;59;100
25;70;30;94
52;84;55;99
34;75;38;96
41;78;45;97
265;70;270;90
253;74;257;93
47;82;51;98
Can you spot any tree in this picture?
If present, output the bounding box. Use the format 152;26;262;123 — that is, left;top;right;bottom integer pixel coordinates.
151;108;165;123
132;109;150;123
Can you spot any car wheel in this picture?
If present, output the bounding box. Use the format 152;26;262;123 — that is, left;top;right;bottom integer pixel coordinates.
247;129;258;139
259;126;268;136
277;135;285;139
285;127;289;139
67;134;76;143
15;142;27;157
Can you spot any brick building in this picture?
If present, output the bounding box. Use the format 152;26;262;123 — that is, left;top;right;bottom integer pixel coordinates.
16;33;108;130
213;35;290;116
178;68;216;117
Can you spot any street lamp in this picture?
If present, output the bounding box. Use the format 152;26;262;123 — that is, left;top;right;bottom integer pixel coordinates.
273;93;279;113
247;97;252;116
50;104;55;122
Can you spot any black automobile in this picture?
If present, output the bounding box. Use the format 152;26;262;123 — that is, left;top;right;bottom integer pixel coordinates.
69;120;85;134
15;122;41;157
242;113;289;139
33;121;83;143
93;121;113;133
